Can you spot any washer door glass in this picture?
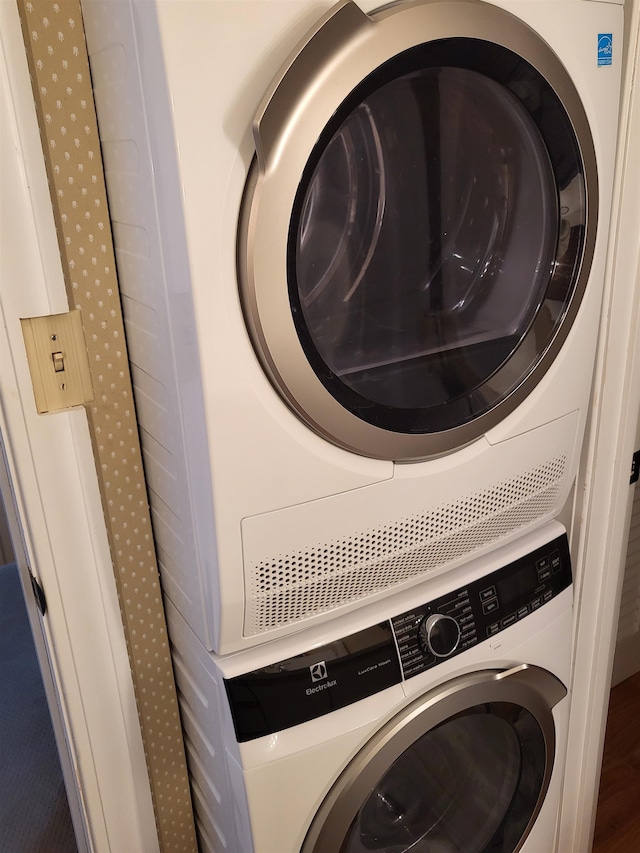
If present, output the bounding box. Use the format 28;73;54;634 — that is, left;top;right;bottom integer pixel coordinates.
289;39;586;435
341;703;544;853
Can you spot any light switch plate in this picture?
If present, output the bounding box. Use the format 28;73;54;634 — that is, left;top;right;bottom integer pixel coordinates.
21;310;94;413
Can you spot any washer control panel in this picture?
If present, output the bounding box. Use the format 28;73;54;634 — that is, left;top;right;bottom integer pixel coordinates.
225;531;571;741
391;532;572;680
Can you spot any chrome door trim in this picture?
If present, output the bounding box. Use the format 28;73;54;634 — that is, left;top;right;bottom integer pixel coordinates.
238;0;598;461
301;664;567;853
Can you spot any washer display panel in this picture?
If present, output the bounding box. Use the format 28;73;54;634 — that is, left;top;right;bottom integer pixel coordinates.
240;0;597;459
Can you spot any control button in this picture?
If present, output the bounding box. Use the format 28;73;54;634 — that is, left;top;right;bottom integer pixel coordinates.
445;594;470;608
550;549;562;573
501;613;517;629
418;614;461;658
404;662;428;677
537;567;552;582
479;586;497;602
517;606;529;620
392;615;420;633
399;645;422;659
482;599;499;615
536;556;551;572
487;622;500;637
531;596;543;610
393;623;416;637
543;590;553;603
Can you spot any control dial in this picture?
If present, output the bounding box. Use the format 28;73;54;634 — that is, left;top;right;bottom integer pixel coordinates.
418;614;461;658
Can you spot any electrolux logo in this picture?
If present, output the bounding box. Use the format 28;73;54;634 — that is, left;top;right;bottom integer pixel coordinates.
598;34;613;67
306;660;337;696
310;661;328;682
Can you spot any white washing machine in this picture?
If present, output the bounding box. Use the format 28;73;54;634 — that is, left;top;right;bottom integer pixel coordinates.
166;521;573;852
82;0;622;653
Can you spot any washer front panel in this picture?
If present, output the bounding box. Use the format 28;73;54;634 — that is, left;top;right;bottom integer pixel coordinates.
301;664;566;853
238;0;598;460
224;531;571;742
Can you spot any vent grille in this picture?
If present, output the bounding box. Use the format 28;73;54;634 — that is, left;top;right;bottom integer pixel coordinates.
245;456;567;636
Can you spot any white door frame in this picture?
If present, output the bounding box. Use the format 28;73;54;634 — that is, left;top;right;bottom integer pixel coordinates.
0;442;90;852
0;2;158;850
558;0;640;849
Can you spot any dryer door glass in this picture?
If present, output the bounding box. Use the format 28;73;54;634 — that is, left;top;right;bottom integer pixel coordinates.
289;39;586;436
340;702;545;853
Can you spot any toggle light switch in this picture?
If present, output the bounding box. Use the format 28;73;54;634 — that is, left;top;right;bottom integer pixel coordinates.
21;310;94;413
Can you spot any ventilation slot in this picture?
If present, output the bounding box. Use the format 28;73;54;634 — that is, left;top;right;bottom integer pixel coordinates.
245;456;567;636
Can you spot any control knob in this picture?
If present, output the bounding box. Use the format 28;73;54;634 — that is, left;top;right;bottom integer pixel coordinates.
418;614;461;658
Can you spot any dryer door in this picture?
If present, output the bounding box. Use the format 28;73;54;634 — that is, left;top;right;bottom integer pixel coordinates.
238;0;597;461
301;665;566;853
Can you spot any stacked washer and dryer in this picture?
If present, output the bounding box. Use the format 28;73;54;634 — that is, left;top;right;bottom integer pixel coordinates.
82;0;623;850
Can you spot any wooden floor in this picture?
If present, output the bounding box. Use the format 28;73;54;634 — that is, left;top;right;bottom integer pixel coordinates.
592;670;640;852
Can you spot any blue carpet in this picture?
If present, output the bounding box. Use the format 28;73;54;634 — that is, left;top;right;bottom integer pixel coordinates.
0;562;76;852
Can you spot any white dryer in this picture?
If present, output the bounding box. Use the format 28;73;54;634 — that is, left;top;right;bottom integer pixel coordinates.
166;521;574;852
82;0;622;653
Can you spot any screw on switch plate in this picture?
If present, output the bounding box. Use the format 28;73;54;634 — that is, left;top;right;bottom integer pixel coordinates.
20;310;94;413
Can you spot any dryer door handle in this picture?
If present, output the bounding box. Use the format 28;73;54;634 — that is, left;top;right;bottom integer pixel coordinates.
252;0;374;171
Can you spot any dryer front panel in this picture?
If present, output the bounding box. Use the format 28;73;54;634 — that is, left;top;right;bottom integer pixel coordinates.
238;0;597;460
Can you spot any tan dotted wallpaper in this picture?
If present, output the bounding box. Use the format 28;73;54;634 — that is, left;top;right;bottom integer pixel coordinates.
16;1;198;850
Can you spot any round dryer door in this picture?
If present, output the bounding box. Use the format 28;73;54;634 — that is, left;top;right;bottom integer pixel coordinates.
301;665;567;853
238;0;597;461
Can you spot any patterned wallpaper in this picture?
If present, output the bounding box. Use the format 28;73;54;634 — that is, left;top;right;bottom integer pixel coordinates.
15;1;198;849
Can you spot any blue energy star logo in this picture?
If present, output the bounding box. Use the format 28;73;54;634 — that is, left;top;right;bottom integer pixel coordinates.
598;34;613;67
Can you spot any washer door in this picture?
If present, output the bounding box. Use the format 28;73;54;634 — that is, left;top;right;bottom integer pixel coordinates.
301;665;566;853
238;0;597;461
